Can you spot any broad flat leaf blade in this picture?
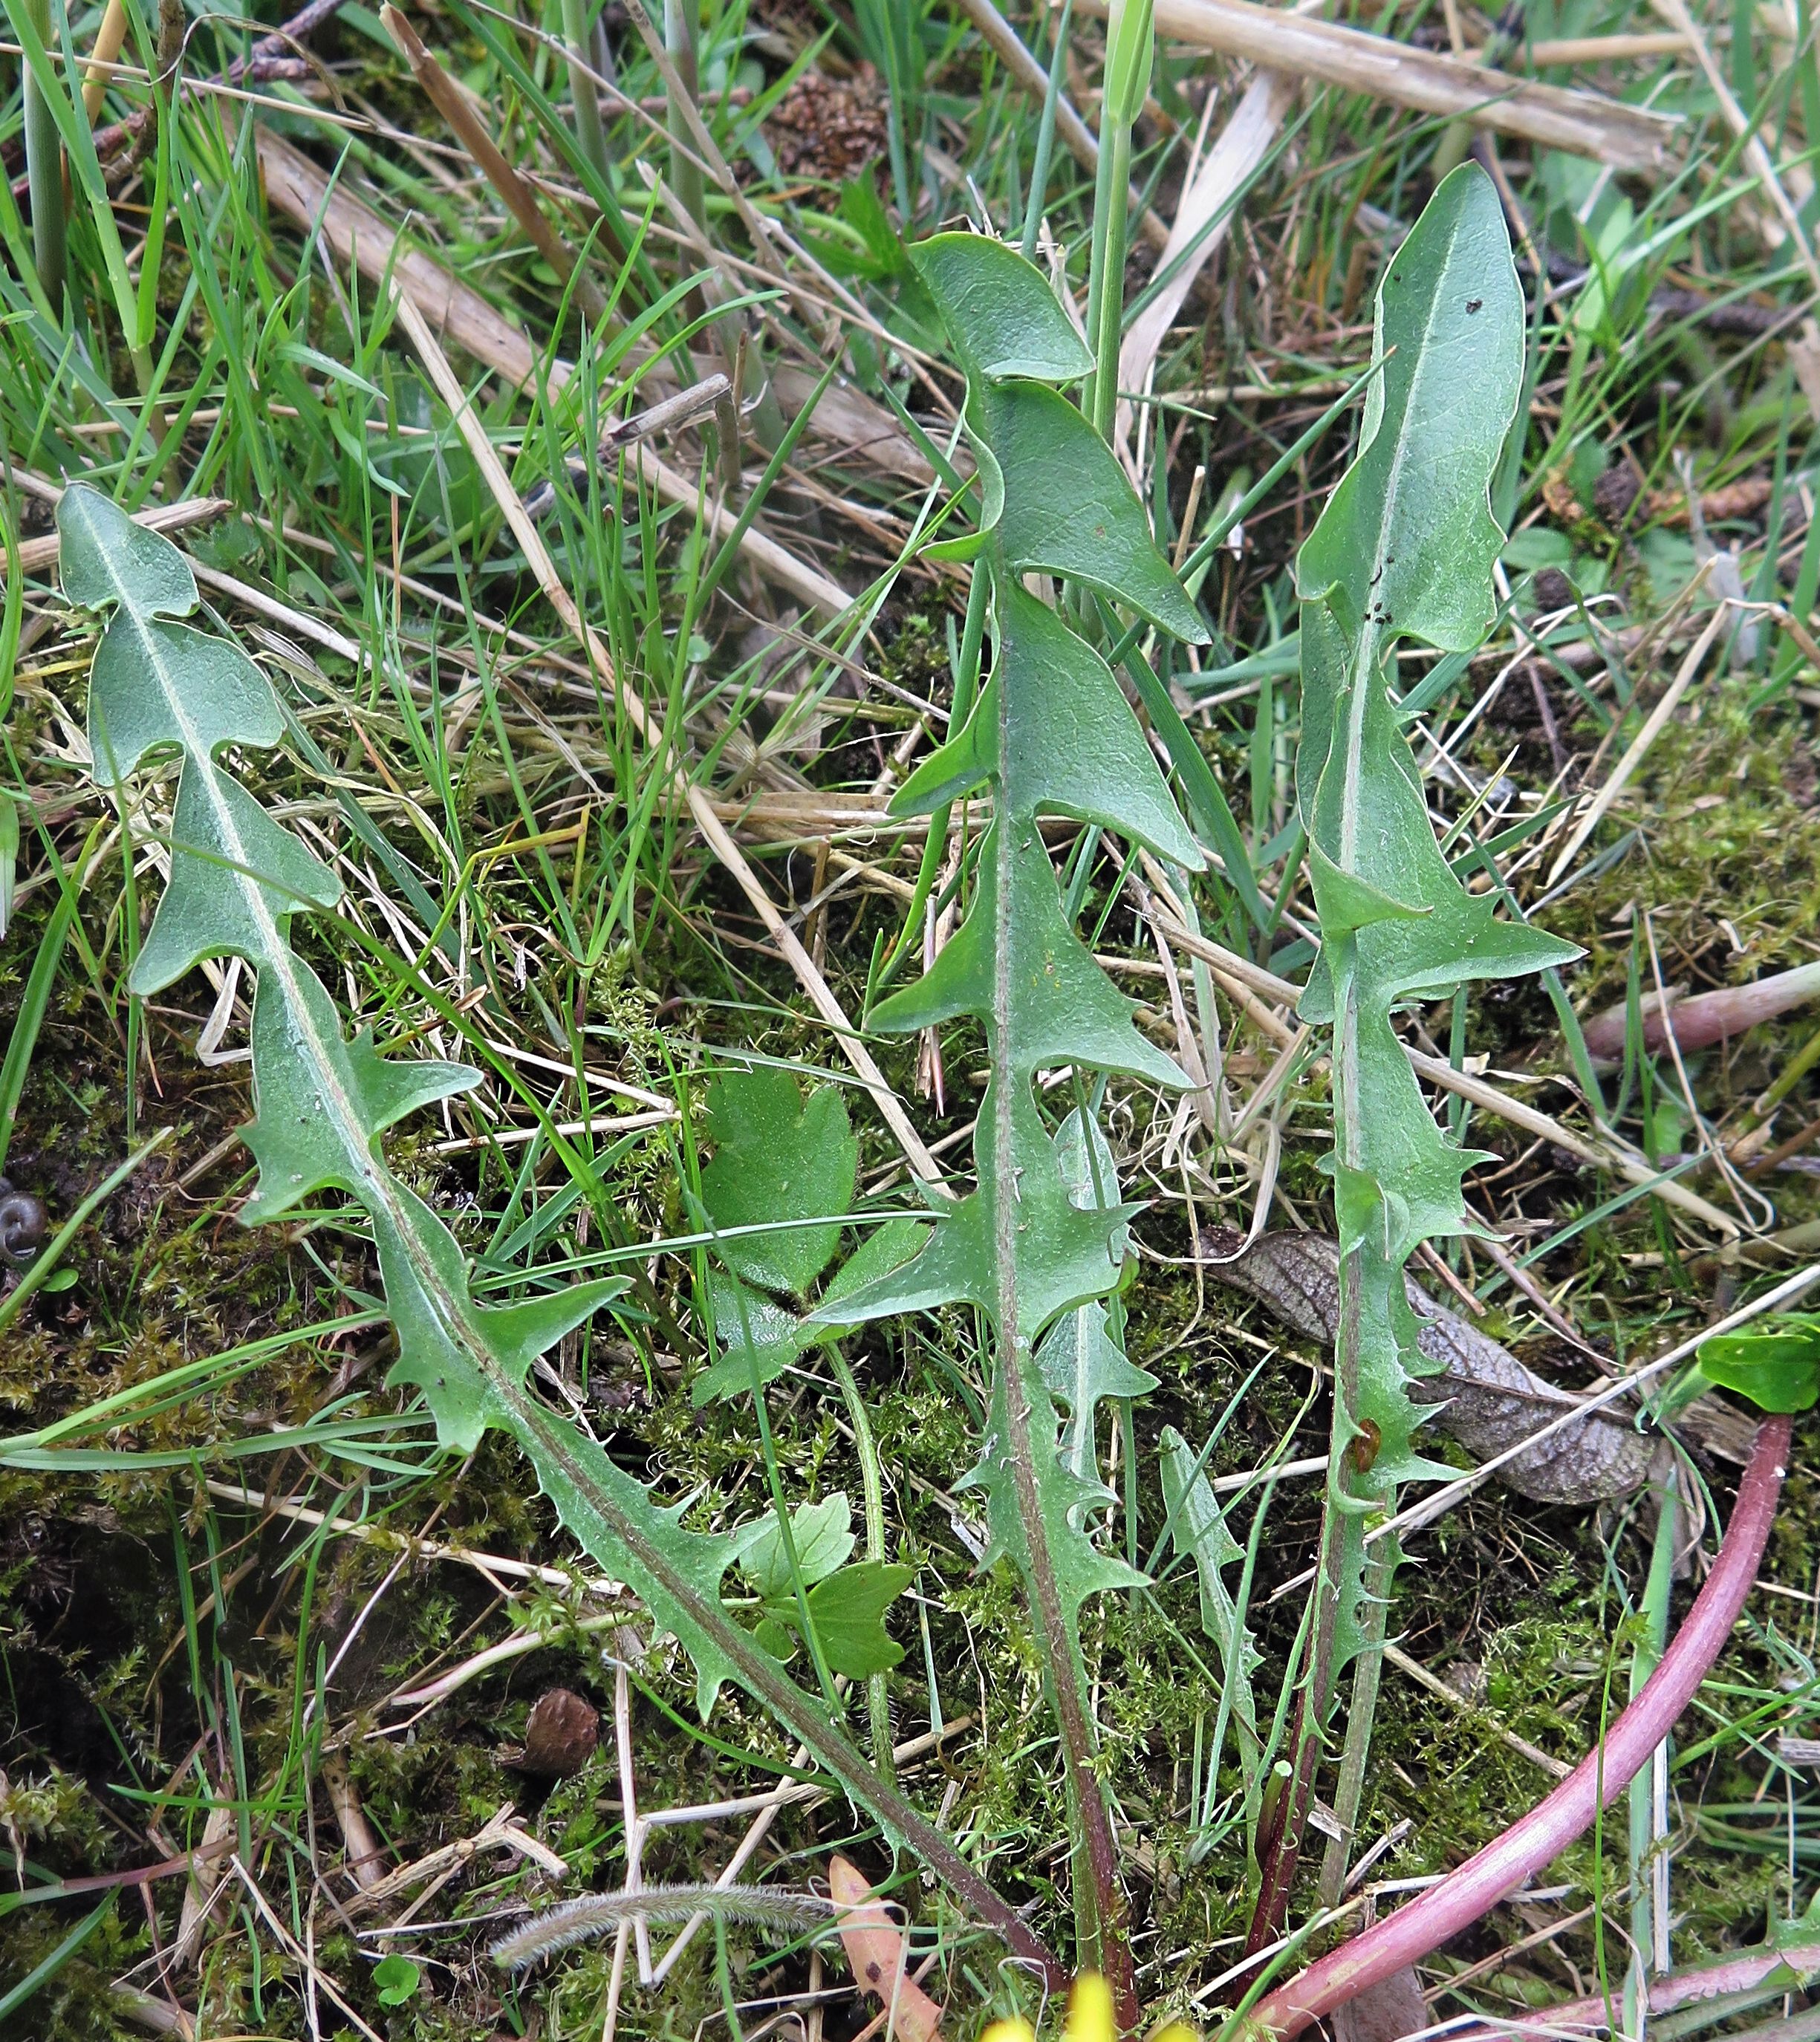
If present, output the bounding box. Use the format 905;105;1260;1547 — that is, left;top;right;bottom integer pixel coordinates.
1296;164;1522;650
693;1272;812;1406
59;489;907;1793
873;825;1185;1090
911;232;1093;383
984;383;1208;641
813;1216;929;1327
892;591;1203;872
59;486;196;622
131;763;340;992
801;1561;914;1677
350;1033;480;1134
735;1493;856;1596
1290;167;1582;1693
817;1091;1134;1350
88;618;289;787
698;1066;857;1295
1036;1302;1154;1498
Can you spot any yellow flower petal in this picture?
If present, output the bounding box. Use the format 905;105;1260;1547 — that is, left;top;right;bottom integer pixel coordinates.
1063;1974;1117;2042
982;2020;1036;2042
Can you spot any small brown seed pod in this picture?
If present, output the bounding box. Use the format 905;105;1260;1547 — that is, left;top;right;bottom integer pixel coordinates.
518;1688;600;1778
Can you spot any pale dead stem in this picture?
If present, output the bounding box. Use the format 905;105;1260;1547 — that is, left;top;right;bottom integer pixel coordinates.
1544;597;1732;883
1117;71;1299;469
1072;0;1679;168
207;1477;634;1594
1647;0;1820;294
380;3;609;325
228;1853;386;2042
949;0;1172;252
253;95;958;1190
334;1804;569;1919
0;495;230;582
256;132;851;619
383;279;946;1191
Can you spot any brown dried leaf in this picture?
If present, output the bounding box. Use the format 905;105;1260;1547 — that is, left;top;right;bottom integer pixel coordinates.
1200;1230;1657;1503
829;1853;947;2042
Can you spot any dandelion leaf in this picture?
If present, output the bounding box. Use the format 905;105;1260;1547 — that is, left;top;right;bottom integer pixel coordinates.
912;231;1093;382
1293;166;1582;1681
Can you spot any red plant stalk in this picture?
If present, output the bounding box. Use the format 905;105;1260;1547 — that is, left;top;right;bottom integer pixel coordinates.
1230;1415;1794;2042
1444;1934;1820;2041
1579;960;1820;1064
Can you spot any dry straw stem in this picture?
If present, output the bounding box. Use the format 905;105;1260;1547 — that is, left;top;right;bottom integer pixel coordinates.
1545;598;1731;885
382;274;947;1190
256;130;854;616
336;1803;568;1920
1485;30;1691;62
204;1479;630;1596
380;4;608;325
949;0;1171;252
1117;69;1297;458
1073;0;1678;169
1141;899;1741;1236
1647;0;1820;293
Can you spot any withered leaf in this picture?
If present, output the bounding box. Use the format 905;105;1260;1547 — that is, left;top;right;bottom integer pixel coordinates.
1200;1230;1657;1503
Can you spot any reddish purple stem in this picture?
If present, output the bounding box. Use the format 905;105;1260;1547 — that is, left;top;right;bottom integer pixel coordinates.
1444;1934;1820;2041
1233;1415;1794;2042
1580;961;1820;1064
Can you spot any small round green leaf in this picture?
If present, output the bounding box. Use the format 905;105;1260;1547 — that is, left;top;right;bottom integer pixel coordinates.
372;1954;420;2006
1697;1318;1820;1414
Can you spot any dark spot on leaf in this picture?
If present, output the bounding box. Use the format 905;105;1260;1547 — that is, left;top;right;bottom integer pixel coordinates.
866;1963;883;1983
1466;297;1483;314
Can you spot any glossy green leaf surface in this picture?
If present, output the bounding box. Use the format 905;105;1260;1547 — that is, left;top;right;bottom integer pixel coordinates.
798;1561;915;1677
698;1066;856;1295
813;236;1207;1977
735;1492;857;1596
911;232;1093;382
